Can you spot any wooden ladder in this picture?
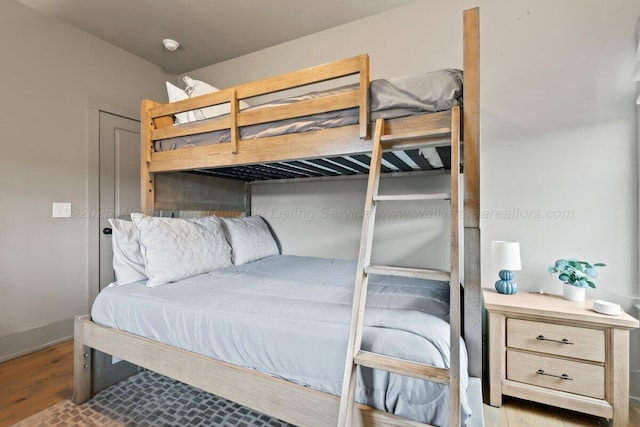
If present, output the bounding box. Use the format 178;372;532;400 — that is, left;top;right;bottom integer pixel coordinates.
337;106;462;426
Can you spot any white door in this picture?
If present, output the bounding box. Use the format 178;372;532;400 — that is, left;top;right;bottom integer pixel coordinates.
99;112;140;291
93;111;141;393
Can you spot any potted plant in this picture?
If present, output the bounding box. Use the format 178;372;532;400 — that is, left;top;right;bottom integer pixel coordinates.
547;259;605;301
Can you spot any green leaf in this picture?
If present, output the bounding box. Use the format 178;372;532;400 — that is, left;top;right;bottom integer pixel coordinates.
594;263;606;267
587;280;596;288
568;261;583;271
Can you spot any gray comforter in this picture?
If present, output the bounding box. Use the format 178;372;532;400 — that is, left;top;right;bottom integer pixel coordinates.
155;69;463;153
91;255;471;426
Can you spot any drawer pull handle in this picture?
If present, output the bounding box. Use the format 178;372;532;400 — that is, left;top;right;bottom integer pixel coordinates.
536;335;573;345
536;369;573;380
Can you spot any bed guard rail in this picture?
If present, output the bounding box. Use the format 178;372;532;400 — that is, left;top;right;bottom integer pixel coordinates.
144;54;370;155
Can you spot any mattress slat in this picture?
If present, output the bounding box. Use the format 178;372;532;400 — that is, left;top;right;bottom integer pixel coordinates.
382;152;412;172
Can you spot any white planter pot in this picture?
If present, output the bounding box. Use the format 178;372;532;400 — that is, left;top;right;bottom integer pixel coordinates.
563;283;586;302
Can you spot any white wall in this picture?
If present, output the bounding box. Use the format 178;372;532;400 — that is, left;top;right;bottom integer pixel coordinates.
0;1;173;359
186;0;640;393
252;173;453;270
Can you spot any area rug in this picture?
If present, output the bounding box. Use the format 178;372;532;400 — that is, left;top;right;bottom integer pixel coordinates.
13;369;293;426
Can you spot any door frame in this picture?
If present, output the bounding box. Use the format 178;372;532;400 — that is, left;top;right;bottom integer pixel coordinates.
87;99;139;313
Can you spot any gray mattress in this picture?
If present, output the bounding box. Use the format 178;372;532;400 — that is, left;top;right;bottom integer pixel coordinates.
92;255;471;426
155;69;463;154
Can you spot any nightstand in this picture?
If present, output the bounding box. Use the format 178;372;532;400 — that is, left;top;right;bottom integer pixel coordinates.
483;290;639;427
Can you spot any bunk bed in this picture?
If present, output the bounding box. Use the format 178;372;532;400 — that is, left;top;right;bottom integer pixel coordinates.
74;7;481;426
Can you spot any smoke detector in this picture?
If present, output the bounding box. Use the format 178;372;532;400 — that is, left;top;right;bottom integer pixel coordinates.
162;38;180;52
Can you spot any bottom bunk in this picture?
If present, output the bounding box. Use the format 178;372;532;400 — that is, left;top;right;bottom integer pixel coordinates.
76;222;479;424
75;213;481;425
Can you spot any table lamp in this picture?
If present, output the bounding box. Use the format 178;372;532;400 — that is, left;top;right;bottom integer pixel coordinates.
491;241;521;295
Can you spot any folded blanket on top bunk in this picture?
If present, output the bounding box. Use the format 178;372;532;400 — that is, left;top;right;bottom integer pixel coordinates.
92;254;471;426
155;69;463;164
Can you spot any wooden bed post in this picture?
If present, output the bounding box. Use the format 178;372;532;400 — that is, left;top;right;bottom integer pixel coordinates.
463;7;482;379
141;99;157;214
230;89;240;154
73;315;92;404
358;55;370;139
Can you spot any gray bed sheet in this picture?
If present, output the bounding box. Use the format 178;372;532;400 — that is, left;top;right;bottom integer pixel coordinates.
91;255;471;426
155;69;463;152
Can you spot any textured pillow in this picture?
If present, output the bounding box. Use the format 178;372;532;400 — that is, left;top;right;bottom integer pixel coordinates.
131;214;233;287
221;216;279;265
183;76;250;120
108;218;147;286
165;81;196;124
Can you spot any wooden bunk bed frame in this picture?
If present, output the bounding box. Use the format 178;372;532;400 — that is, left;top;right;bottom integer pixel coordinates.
74;8;481;426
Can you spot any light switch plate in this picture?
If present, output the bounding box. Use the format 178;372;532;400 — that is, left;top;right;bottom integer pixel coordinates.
52;202;71;218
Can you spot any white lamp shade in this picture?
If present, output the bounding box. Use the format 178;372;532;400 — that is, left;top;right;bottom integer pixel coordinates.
491;241;521;271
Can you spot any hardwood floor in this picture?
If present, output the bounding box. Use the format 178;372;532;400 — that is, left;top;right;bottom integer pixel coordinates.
0;341;73;427
0;340;637;426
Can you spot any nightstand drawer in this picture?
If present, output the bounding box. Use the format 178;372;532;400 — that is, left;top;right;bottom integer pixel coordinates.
506;350;604;399
507;318;605;362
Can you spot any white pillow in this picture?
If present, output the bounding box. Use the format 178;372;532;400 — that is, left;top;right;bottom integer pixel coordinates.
109;218;147;286
165;81;196;124
221;216;279;265
131;213;233;287
183;76;250;120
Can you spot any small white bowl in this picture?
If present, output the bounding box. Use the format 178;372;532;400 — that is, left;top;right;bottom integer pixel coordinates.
592;300;622;316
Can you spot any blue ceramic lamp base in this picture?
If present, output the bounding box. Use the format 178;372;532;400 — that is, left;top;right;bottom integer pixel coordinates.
495;270;517;294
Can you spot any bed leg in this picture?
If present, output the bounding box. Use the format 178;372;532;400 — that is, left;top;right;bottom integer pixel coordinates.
73;315;92;405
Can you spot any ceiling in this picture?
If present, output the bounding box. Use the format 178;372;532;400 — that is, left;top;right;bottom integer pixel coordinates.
17;0;419;74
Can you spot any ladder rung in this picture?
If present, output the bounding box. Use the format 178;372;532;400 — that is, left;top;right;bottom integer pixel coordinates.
365;265;451;281
354;351;450;384
373;193;450;202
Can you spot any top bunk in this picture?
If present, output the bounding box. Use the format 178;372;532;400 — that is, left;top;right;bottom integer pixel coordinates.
141;8;479;217
143;58;462;181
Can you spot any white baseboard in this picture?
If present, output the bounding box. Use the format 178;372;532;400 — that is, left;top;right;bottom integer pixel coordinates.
0;318;73;362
